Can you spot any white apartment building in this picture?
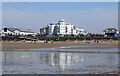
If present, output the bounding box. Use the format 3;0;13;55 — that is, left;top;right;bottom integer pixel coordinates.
0;28;37;36
40;19;88;36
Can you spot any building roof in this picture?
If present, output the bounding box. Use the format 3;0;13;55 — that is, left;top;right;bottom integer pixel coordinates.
41;26;49;29
19;29;35;33
49;19;72;26
49;23;55;25
5;28;17;32
59;19;64;22
103;28;118;32
4;28;35;33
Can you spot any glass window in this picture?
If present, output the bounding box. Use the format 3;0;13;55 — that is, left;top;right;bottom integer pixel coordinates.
112;30;115;31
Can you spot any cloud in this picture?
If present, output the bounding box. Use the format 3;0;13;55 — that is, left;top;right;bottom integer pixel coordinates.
2;7;118;33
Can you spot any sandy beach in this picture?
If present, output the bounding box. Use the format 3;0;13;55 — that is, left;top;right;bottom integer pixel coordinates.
1;41;118;49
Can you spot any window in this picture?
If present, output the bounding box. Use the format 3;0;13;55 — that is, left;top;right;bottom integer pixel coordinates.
112;30;115;31
4;28;7;32
10;33;12;35
106;30;108;31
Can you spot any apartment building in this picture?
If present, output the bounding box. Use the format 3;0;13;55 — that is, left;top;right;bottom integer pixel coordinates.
40;19;88;36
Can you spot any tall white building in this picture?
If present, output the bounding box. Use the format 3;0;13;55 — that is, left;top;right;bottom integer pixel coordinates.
40;19;88;36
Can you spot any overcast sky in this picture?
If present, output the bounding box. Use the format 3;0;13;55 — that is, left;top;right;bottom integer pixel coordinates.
2;2;118;33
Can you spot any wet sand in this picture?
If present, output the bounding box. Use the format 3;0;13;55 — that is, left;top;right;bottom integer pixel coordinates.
1;41;118;49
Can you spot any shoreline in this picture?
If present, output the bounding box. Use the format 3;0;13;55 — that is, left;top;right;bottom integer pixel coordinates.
63;46;118;49
2;49;119;53
1;41;118;50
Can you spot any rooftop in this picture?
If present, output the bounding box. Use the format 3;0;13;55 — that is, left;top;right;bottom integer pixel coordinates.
4;28;35;33
103;28;118;32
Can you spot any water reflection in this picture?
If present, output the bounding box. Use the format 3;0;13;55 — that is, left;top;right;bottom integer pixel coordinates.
3;51;86;70
44;53;85;70
2;51;118;74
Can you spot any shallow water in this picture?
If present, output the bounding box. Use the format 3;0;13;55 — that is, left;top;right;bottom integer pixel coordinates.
2;47;119;74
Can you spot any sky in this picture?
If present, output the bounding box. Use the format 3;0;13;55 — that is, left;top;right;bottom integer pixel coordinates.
2;2;118;33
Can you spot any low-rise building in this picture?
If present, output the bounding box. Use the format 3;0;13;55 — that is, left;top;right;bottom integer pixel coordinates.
40;19;88;36
0;28;37;36
103;28;119;37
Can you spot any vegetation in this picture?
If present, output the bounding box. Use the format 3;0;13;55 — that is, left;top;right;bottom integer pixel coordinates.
1;35;119;42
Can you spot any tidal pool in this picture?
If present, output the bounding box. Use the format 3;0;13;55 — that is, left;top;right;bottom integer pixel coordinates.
2;48;119;74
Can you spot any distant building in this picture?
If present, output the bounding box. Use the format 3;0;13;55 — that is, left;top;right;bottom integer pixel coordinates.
40;27;49;35
40;19;88;36
0;28;37;36
103;28;119;37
